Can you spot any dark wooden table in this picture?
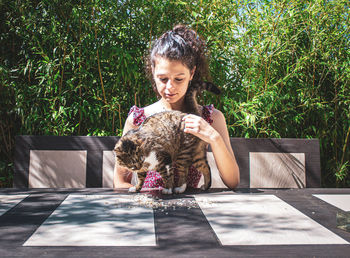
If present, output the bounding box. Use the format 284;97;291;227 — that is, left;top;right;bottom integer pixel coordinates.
0;188;349;257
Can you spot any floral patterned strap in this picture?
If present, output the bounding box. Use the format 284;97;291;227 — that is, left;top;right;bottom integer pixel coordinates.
128;105;146;126
202;104;214;125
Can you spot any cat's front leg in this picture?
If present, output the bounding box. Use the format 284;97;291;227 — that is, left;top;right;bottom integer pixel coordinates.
173;165;188;194
129;171;147;193
194;160;211;191
158;165;174;195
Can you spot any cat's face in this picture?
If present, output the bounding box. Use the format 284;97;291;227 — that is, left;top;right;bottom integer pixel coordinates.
153;57;195;106
114;137;143;171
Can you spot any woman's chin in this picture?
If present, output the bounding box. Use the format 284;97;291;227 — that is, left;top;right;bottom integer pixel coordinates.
164;96;178;103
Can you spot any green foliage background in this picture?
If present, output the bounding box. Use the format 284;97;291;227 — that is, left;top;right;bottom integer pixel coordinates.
1;0;349;187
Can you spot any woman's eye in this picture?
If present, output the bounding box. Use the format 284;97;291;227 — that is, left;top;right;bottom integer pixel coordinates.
175;78;183;82
160;78;168;83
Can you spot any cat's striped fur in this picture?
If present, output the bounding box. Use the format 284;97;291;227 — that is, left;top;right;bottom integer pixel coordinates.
114;81;220;194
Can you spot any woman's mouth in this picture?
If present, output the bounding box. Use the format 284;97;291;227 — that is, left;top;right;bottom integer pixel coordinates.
165;93;176;98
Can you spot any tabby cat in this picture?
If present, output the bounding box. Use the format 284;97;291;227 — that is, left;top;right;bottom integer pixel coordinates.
114;81;220;194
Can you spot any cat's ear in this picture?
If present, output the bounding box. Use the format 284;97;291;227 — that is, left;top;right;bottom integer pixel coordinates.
135;138;145;147
121;139;137;153
113;140;122;154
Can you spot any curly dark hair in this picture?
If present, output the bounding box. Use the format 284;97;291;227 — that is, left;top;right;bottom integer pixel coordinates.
146;25;211;97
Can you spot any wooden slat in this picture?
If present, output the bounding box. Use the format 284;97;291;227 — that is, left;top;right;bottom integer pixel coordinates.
230;138;321;188
13;136;321;188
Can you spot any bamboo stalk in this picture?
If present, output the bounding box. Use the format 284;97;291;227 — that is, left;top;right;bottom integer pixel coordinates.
0;124;11;160
118;103;122;132
78;0;82;135
340;126;350;166
112;111;115;134
96;48;107;107
93;7;108;120
59;24;69;95
264;2;285;91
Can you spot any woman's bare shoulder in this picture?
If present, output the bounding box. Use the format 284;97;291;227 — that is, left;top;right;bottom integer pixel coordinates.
210;108;227;130
143;102;162;117
211;107;225;119
122;114;138;135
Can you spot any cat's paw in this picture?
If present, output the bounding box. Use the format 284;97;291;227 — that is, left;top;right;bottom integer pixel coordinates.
200;184;210;191
174;183;187;194
128;186;137;193
162;188;173;195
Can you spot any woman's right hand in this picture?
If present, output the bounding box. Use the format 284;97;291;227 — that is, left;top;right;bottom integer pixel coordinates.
113;164;134;189
114;181;134;189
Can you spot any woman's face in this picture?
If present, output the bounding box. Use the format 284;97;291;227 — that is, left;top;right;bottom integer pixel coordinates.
153;57;195;107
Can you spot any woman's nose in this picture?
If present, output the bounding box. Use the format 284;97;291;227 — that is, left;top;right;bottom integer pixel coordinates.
166;80;174;89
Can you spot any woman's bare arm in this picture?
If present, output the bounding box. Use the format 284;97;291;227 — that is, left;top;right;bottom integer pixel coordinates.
183;109;240;189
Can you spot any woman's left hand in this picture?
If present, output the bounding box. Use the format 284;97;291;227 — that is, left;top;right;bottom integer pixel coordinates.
182;114;219;144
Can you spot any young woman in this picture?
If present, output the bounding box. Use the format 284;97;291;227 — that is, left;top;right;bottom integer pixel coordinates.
114;25;240;190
